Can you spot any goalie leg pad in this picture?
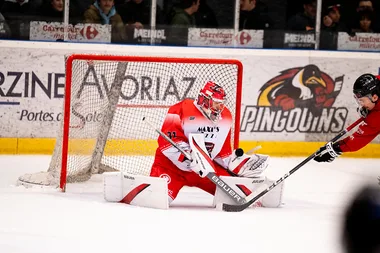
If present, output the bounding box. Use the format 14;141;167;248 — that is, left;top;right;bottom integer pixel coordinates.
261;177;285;208
103;172;169;210
213;176;284;210
213;176;266;210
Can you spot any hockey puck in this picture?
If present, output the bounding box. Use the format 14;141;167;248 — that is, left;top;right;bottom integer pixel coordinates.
235;148;244;157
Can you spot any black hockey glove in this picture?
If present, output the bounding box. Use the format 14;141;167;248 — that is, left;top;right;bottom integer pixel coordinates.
357;107;369;118
314;142;342;163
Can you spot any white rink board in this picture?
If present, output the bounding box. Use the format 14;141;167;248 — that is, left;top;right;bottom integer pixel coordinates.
0;40;379;143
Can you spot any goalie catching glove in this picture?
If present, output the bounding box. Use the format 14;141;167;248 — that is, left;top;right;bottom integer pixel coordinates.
227;149;270;178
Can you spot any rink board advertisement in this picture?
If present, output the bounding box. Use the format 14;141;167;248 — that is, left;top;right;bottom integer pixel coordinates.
187;28;264;48
29;21;112;43
337;32;380;52
0;42;379;156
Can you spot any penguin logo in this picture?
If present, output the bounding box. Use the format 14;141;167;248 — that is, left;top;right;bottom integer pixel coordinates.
257;65;340;115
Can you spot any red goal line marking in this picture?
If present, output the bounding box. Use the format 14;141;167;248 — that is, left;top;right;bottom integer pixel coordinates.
117;104;171;109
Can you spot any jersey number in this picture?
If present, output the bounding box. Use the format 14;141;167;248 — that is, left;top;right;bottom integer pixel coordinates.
167;131;177;139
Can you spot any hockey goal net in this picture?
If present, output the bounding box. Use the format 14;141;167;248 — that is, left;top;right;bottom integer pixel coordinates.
18;54;243;191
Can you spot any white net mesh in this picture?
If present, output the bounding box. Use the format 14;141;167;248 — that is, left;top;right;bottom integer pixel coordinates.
18;55;242;189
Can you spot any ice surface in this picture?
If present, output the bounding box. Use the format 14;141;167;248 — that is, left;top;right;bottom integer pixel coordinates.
0;155;378;253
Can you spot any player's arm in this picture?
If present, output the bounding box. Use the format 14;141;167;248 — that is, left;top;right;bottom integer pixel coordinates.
338;111;380;152
158;103;195;172
314;110;380;163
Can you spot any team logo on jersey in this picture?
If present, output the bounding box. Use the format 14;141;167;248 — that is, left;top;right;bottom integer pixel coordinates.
241;65;348;133
197;126;219;140
205;142;215;154
159;174;171;184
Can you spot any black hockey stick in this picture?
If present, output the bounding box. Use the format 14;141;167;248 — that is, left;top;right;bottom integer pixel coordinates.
223;117;364;212
142;117;247;205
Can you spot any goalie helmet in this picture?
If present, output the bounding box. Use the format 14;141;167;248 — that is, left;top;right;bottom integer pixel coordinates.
197;81;226;122
353;74;380;99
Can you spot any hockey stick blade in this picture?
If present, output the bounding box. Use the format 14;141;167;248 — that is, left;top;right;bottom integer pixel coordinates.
206;172;246;204
223;117;364;212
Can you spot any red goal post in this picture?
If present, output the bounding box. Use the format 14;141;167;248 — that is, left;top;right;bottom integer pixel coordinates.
19;54;243;191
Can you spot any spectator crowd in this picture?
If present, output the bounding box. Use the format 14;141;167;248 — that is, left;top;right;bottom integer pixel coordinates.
0;0;379;46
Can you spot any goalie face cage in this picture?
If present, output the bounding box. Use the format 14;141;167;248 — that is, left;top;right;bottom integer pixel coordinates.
18;54;243;191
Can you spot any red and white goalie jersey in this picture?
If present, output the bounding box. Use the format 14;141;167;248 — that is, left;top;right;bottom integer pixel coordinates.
149;81;234;201
149;82;276;204
153;98;233;172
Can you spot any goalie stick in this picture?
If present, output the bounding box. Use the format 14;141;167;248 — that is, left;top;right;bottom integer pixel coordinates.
142;117;247;205
223;117;365;212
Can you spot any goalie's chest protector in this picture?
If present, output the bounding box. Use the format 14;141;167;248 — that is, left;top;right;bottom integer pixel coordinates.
181;101;233;159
